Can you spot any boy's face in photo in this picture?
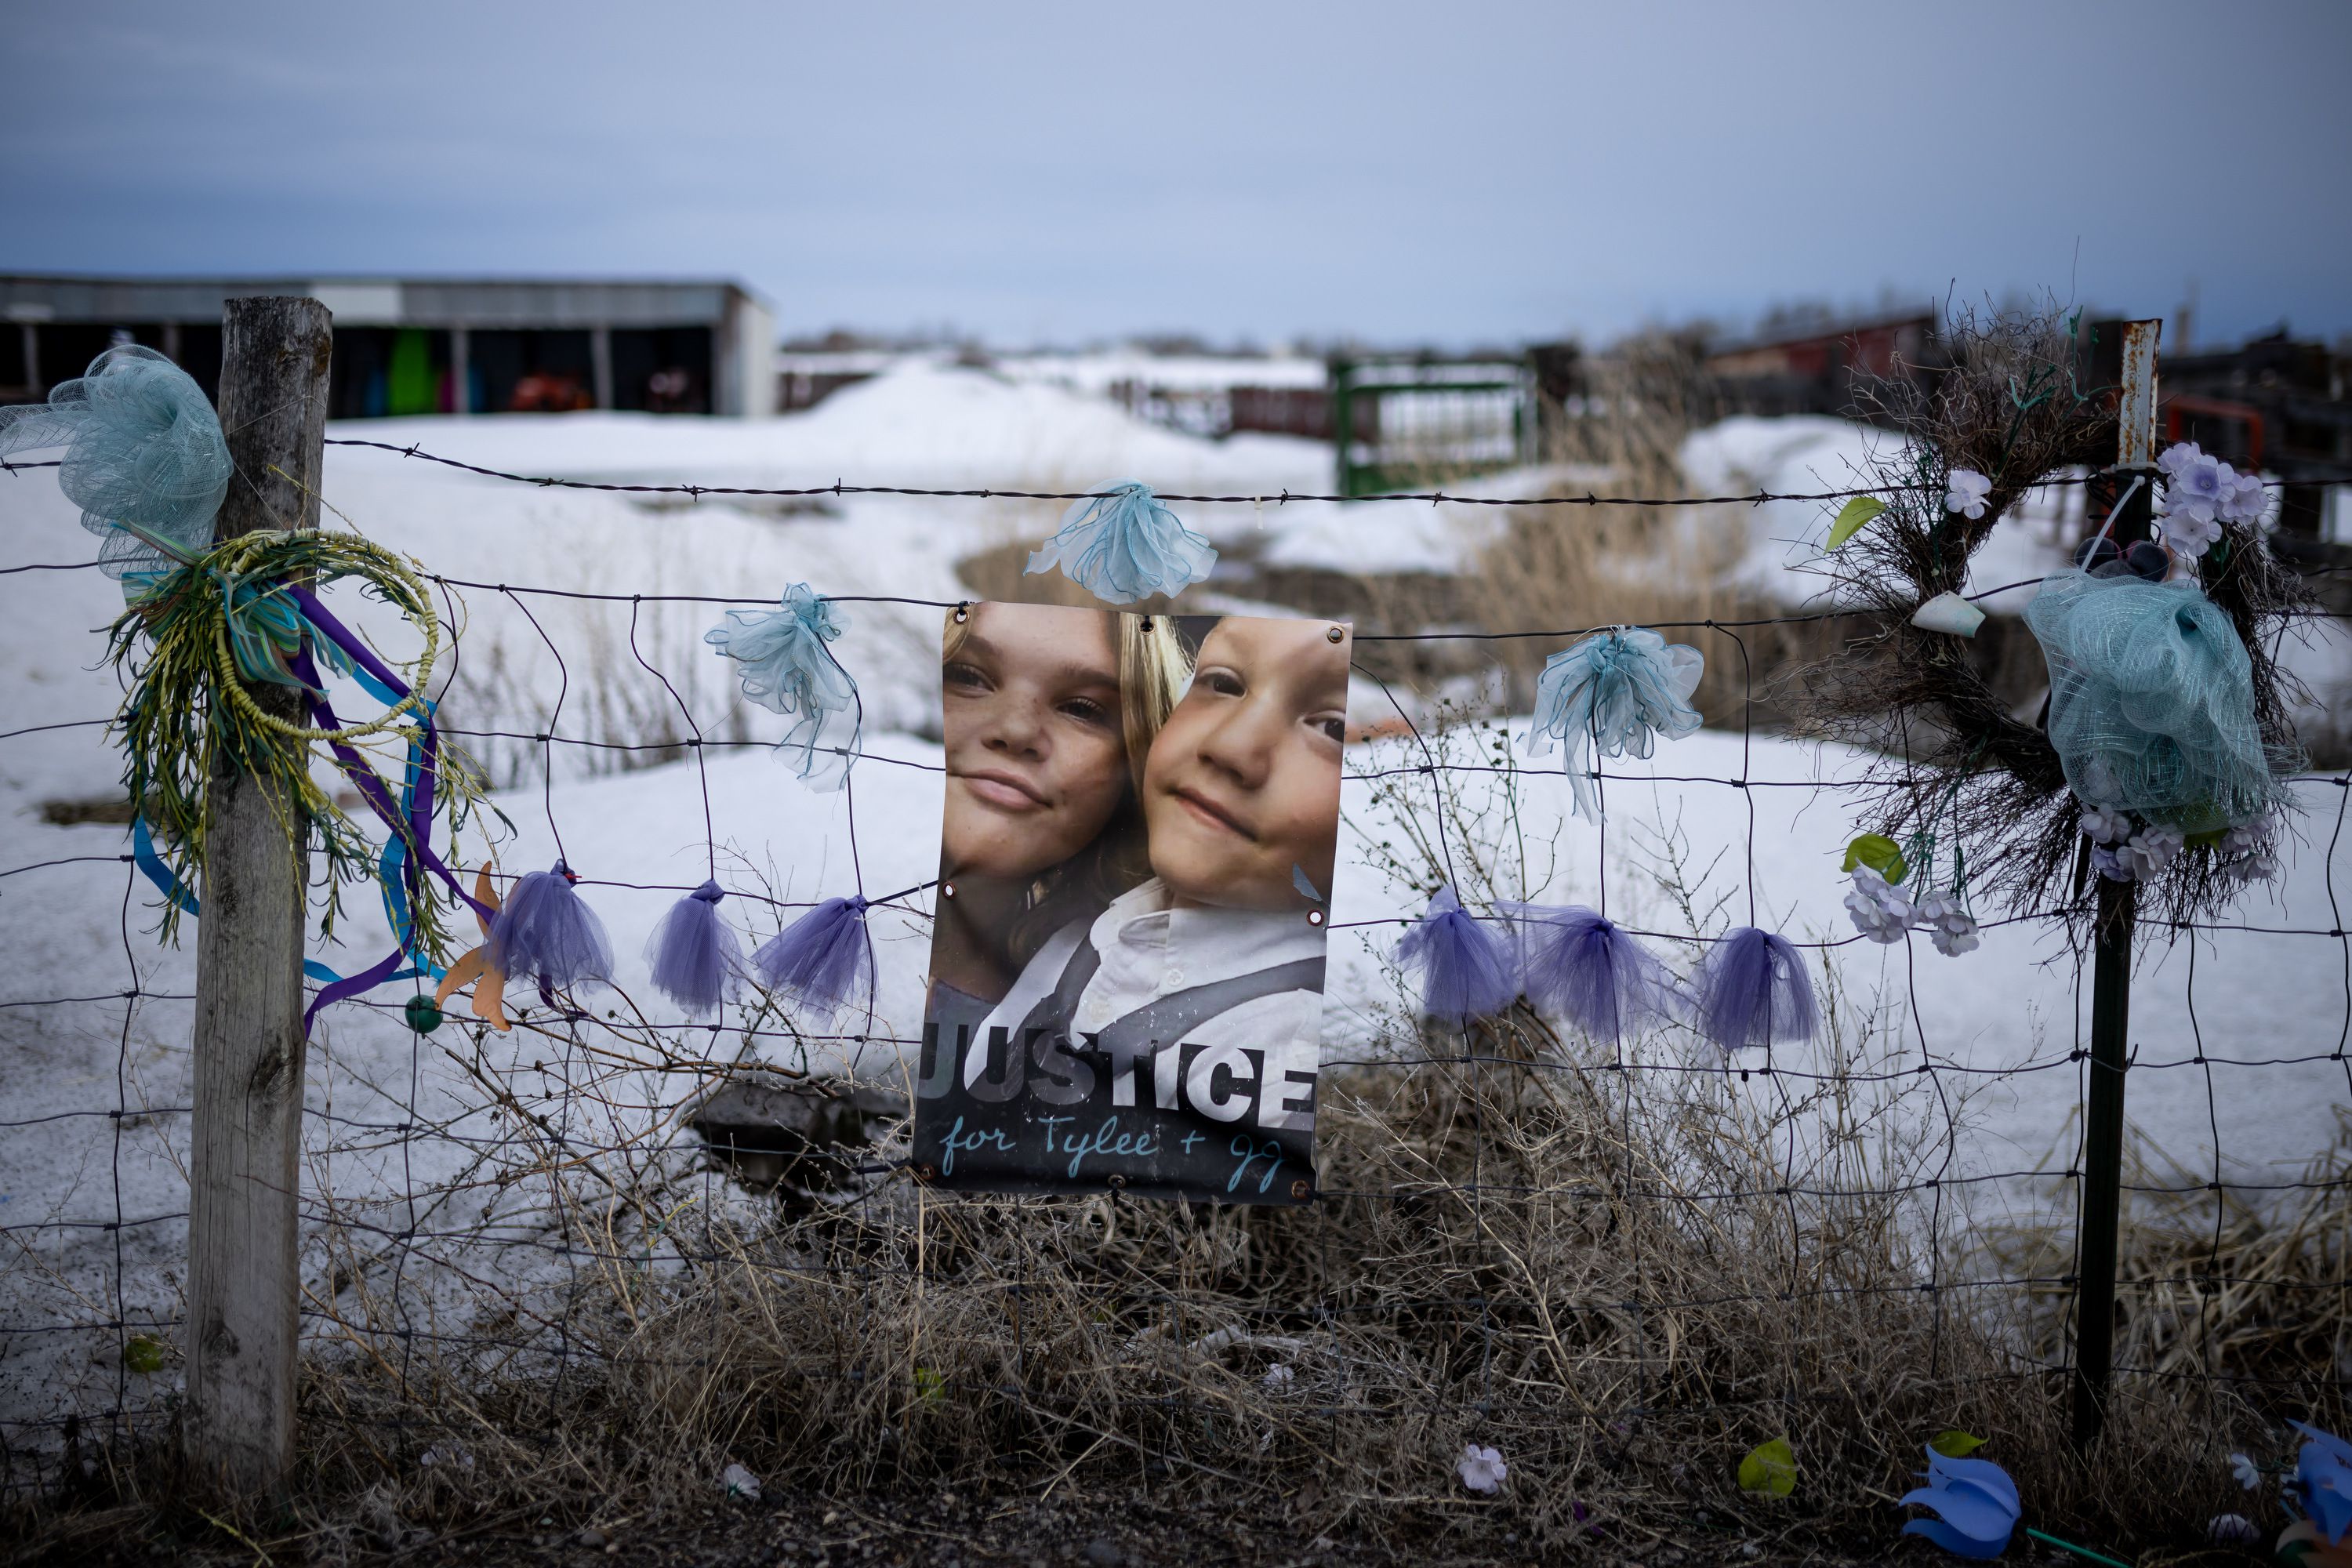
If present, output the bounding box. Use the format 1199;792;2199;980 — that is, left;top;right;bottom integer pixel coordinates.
941;604;1127;882
1143;619;1350;912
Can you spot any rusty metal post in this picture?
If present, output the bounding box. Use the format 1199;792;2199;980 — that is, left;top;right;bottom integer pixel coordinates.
2071;318;2160;1448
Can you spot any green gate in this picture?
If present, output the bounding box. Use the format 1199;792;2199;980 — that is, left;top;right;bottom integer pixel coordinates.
1329;354;1537;498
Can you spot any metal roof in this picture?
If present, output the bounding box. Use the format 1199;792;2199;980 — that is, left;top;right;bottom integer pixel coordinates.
1;274;766;328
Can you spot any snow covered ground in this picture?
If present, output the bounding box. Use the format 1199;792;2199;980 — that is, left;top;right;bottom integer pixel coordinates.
3;360;2348;1436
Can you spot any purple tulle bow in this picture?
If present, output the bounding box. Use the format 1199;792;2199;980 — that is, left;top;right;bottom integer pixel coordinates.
1694;926;1817;1051
1396;884;1517;1026
753;895;875;1013
1500;902;1675;1045
645;879;746;1017
486;860;614;991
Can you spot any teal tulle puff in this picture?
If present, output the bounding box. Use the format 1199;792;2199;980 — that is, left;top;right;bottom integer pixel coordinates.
1025;480;1216;604
0;345;230;594
706;583;860;790
1523;626;1704;822
2024;567;2285;832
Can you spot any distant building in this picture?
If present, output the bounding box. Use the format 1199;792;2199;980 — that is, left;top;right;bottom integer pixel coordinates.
0;274;775;419
1704;310;1941;418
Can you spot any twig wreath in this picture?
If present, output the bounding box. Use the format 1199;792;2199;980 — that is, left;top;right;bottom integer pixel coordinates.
1795;308;2312;933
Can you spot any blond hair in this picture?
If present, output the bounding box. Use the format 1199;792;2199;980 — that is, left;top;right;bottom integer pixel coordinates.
942;606;1192;964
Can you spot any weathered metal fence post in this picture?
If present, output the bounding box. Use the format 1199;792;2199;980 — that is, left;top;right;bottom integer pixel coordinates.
2070;317;2161;1447
185;296;333;1496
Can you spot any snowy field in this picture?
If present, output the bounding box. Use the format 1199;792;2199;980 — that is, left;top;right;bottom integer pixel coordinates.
3;358;2349;1431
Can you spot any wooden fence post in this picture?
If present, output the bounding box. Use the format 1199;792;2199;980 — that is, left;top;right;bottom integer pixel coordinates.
2069;317;2161;1448
185;296;333;1497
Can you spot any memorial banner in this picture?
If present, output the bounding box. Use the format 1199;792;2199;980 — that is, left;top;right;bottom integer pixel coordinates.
913;603;1348;1203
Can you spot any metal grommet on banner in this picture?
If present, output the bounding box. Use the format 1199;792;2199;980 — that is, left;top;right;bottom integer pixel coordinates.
912;1162;938;1184
1306;909;1325;927
941;881;956;900
953;602;969;624
1106;1173;1128;1191
1325;625;1344;643
1290;1178;1314;1201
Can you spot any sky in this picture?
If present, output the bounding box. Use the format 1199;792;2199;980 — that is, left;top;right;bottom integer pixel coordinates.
5;0;2349;350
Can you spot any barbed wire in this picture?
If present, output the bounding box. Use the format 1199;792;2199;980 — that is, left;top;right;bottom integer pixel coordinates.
4;453;2348;1517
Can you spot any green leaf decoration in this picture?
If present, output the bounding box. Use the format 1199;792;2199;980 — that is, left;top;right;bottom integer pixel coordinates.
123;1334;166;1374
913;1366;946;1404
1827;496;1888;549
1929;1429;1987;1457
1738;1436;1797;1497
1842;833;1909;885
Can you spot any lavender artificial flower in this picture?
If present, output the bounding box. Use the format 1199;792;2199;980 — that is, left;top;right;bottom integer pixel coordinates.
1457;1443;1508;1494
2158;509;2223;560
2078;804;2132;845
2091;844;2133;882
1944;469;1993;520
2121;825;2183;880
2222;469;2267;524
2159;442;2233;527
1913;889;1980;956
1843;866;1913;944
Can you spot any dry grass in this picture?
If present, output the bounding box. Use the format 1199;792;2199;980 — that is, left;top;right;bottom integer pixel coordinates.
10;347;2336;1565
14;728;2310;1565
1984;1112;2352;1396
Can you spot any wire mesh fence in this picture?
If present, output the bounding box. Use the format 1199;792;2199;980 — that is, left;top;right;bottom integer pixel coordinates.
2;430;2349;1550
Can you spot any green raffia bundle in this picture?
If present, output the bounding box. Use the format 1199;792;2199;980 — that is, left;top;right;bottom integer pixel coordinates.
106;527;488;962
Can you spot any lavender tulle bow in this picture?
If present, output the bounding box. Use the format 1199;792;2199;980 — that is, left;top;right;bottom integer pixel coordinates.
1523;627;1704;822
1025;480;1217;604
1396;884;1517;1026
1500;902;1675;1045
487;861;614;992
753;895;876;1013
645;880;746;1017
1693;926;1817;1051
706;583;860;790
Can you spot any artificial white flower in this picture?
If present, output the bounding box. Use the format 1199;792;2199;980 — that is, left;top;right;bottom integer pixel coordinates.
2230;1451;2262;1490
720;1462;762;1501
2078;804;2132;845
2121;826;2183;880
1844;865;1914;944
1263;1363;1294;1391
1457;1443;1508;1494
1944;469;1994;520
1913;889;1980;956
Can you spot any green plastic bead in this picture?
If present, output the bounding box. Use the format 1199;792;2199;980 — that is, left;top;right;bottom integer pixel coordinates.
404;994;444;1034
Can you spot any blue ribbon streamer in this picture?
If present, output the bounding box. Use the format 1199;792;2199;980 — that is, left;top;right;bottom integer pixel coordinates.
131;816;428;988
129;595;454;1021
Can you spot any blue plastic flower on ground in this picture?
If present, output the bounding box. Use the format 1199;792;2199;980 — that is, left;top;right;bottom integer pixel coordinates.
2292;1421;2352;1545
1522;627;1704;822
706;583;860;790
1025;480;1216;604
1898;1446;2020;1559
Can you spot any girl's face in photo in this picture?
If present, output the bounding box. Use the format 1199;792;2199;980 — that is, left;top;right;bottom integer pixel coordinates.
1142;619;1350;912
942;604;1131;883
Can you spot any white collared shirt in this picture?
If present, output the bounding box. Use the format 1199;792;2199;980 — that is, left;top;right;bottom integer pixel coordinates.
969;878;1327;1087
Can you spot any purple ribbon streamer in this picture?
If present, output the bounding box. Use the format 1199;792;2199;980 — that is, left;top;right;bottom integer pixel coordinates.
282;586;490;1029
